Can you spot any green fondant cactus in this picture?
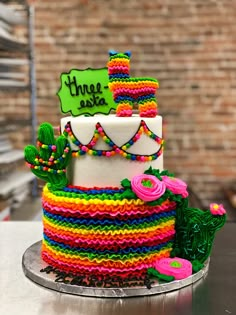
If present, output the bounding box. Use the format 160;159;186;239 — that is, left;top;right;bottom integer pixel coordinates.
172;199;226;264
24;122;71;190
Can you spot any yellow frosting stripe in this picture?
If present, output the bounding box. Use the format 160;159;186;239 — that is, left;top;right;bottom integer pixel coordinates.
43;185;144;206
43;215;175;236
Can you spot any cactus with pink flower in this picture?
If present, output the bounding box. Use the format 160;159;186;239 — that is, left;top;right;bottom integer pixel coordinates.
172;200;226;265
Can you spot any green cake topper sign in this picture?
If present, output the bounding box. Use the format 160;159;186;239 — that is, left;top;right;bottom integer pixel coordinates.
57;68;117;116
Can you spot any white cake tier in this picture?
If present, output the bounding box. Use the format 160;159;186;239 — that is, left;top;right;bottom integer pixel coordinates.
60;115;163;187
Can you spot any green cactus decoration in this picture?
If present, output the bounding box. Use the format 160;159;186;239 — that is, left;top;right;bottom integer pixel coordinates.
24;122;71;190
172;198;226;264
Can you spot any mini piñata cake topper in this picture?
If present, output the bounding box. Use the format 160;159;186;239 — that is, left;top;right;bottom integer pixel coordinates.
107;50;159;117
57;68;117;116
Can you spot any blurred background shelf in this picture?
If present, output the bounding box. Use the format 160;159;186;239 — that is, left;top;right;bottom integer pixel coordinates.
0;1;37;221
0;2;26;25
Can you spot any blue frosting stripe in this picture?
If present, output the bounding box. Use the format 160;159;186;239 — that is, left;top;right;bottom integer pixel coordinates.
63;187;124;195
43;208;176;227
115;95;134;103
109;73;130;79
43;233;174;255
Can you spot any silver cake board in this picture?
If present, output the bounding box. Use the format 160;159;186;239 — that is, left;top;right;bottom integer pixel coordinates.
22;241;209;298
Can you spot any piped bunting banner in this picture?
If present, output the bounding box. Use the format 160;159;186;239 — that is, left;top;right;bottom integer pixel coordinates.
57;68;117;116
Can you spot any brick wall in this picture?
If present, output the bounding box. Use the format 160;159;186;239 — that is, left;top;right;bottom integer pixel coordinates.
3;0;236;207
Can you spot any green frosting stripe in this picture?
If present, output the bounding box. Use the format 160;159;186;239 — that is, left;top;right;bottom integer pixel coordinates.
43;237;174;261
50;188;132;201
43;212;175;232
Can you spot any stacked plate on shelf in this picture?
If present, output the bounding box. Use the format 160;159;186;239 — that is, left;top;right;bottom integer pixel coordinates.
0;2;28;89
0;127;35;221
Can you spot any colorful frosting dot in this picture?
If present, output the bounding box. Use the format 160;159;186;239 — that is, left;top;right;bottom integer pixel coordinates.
63;120;164;162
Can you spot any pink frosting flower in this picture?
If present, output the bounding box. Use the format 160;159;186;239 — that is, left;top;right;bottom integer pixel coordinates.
210;203;226;216
131;174;166;202
154;257;192;280
161;176;188;198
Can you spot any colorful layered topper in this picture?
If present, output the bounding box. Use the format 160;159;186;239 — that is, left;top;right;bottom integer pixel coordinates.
24;123;71;190
107;51;159;117
63;119;164;161
57;68;117;116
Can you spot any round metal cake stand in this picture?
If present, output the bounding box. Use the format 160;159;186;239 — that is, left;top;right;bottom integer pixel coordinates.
22;241;209;298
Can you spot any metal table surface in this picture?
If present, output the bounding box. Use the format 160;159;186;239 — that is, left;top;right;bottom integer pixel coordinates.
0;221;235;315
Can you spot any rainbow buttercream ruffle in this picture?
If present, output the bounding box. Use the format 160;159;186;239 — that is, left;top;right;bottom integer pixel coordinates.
42;184;176;277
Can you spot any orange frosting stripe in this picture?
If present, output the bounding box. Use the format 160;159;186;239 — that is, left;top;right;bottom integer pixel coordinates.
42;241;172;269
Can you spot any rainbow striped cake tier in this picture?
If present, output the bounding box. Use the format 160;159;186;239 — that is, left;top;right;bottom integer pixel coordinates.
42;184;177;277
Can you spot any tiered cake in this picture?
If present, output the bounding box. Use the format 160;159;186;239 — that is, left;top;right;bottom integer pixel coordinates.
25;51;226;287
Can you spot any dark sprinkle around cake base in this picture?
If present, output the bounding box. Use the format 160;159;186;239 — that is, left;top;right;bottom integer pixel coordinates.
40;266;155;289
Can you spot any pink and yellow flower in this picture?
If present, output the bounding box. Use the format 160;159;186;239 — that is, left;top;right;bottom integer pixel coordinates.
131;174;166;202
161;175;188;198
210;203;226;216
154;257;192;280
